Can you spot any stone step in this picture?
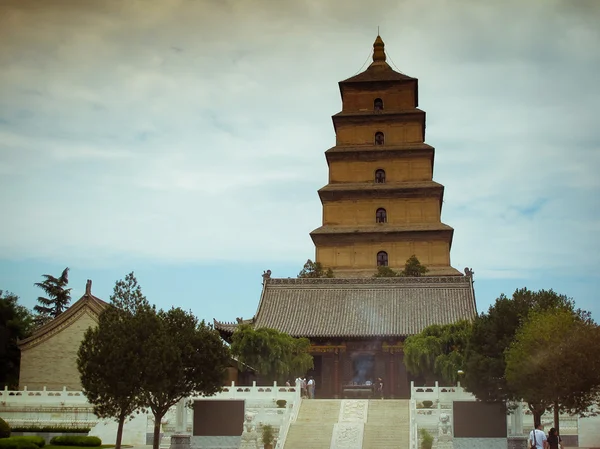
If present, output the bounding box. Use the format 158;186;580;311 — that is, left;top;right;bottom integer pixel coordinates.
366;400;410;422
363;423;410;449
284;422;334;449
296;399;341;424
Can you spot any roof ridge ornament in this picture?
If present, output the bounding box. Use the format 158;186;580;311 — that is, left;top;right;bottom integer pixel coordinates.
373;35;386;63
85;279;92;295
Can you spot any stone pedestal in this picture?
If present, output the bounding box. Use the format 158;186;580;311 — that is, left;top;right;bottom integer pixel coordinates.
170;434;191;449
507;436;528;449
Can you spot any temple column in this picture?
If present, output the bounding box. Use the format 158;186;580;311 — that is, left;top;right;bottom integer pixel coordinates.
333;349;340;399
390;352;396;398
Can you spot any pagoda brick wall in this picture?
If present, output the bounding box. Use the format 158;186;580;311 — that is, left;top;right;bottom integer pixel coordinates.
323;198;440;225
328;157;433;183
316;240;450;270
335;122;423;145
340;85;416;111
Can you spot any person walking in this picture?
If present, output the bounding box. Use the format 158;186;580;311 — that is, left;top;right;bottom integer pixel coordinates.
307;377;315;399
547;427;562;449
529;422;548;449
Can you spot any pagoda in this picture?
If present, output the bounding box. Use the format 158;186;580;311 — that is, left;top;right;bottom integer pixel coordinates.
215;36;476;399
310;35;461;277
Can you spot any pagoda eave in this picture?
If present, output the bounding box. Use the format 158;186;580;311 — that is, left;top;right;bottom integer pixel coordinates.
325;145;434;165
317;182;444;203
332;110;424;133
310;226;454;246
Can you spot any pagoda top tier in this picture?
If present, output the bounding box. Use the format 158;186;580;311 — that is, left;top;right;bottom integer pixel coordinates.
341;35;416;84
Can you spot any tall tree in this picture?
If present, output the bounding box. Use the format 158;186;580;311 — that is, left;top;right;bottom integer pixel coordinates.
77;272;153;449
400;255;429;277
230;324;313;381
34;267;71;326
462;288;585;425
505;308;600;434
0;291;34;388
141;308;230;449
297;260;334;278
403;320;472;385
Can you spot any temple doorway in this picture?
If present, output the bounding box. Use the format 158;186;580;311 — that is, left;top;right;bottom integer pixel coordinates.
351;353;375;385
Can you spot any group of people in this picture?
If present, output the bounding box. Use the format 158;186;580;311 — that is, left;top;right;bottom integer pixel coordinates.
291;376;316;399
529;422;563;449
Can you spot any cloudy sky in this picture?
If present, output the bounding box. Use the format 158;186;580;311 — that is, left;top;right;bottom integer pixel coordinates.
1;0;599;323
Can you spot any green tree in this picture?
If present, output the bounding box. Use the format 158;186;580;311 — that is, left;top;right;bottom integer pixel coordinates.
462;288;585;425
0;291;34;388
400;255;429;277
77;272;154;449
297;260;334;278
505;308;600;434
372;266;399;277
141;308;230;449
230;324;313;381
403;320;472;385
34;267;71;326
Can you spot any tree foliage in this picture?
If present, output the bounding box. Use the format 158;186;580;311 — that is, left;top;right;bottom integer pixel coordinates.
230;324;313;381
297;260;334;278
33;267;71;326
401;255;429;277
462;288;586;423
141;308;230;449
403;320;472;384
0;290;34;388
373;266;400;277
505;308;600;433
77;272;153;449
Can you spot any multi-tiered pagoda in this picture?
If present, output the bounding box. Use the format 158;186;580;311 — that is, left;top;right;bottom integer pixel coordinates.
215;36;476;399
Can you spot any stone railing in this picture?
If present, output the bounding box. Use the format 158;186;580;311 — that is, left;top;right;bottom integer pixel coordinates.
410;382;582;445
409;399;418;449
275;383;302;449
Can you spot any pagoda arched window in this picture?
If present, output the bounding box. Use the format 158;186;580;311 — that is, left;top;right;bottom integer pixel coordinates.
377;251;388;267
375;132;385;145
375;169;386;183
374;98;383;111
376;208;387;223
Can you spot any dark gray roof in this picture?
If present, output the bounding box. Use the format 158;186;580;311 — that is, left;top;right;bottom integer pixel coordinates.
215;276;476;339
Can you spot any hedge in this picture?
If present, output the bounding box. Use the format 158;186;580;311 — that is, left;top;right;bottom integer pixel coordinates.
0;418;10;439
0;441;38;449
0;436;45;449
48;437;101;447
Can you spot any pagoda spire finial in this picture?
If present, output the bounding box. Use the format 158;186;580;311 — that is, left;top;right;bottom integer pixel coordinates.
373;34;386;62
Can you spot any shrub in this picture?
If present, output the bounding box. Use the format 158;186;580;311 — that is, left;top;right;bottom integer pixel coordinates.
0;437;44;449
276;399;287;408
0;437;44;448
48;436;101;447
0;418;10;439
419;428;433;449
0;441;38;449
422;400;433;408
261;424;274;445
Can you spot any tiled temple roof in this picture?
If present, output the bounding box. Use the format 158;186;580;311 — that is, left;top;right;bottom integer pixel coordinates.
214;276;476;339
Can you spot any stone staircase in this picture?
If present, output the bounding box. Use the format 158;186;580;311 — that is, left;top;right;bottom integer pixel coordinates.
283;399;410;449
284;400;340;449
363;400;410;449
